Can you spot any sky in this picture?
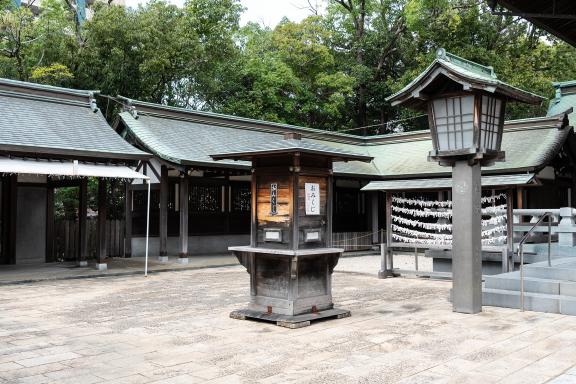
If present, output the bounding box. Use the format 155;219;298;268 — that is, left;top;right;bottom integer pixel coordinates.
122;0;324;27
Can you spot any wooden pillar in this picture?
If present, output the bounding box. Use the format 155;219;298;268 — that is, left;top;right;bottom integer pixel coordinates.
96;178;108;266
250;169;257;247
78;178;88;264
7;175;17;265
179;174;189;258
506;188;514;272
224;175;230;234
0;176;16;265
516;187;524;209
291;153;300;250
326;173;334;247
124;182;133;258
159;165;168;257
45;183;55;263
371;191;379;244
385;192;392;265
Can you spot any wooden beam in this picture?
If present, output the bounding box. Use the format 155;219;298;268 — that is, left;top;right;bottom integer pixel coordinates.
46;185;55;263
159;165;168;257
124;182;133;258
179;174;189;258
97;178;108;264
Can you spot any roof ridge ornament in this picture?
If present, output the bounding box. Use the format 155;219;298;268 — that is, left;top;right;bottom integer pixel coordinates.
121;97;139;119
88;92;99;113
436;48;497;79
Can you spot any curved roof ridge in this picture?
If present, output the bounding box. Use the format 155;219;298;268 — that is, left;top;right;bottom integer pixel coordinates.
117;95;369;144
0;77;98;97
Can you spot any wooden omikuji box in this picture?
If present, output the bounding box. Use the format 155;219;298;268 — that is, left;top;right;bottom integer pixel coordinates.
211;133;372;328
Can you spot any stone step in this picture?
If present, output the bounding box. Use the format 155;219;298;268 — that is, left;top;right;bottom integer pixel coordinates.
484;273;560;295
482;288;576;315
524;265;576;281
484;272;576;297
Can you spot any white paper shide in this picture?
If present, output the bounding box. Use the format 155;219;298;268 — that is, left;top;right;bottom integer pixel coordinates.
305;183;320;215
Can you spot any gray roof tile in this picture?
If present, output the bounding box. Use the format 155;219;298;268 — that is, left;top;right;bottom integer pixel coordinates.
0;81;148;160
121;107;571;179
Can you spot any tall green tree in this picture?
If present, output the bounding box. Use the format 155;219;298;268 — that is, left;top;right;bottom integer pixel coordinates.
0;0;77;82
74;0;242;110
219;17;355;130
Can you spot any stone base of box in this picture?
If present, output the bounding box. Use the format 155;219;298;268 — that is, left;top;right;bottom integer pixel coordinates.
230;308;350;329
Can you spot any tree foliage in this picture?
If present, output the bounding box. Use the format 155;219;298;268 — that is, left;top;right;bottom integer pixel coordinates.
1;0;576;134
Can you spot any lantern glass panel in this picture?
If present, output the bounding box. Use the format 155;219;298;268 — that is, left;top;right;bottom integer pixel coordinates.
432;95;474;152
480;95;503;151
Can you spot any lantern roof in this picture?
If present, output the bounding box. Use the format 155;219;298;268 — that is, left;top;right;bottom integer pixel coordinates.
386;48;545;111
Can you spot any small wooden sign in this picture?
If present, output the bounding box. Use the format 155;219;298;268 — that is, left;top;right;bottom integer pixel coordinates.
270;183;278;215
305;183;320;215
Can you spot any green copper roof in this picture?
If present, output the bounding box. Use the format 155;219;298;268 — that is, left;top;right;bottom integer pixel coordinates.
387;49;544;109
119;99;571;179
0;78;149;161
548;80;576;126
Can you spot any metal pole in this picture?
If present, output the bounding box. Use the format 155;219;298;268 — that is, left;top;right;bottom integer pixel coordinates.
145;180;150;277
520;244;524;311
548;218;552;267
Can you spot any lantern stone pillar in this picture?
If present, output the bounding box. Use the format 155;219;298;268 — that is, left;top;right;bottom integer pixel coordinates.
452;161;482;313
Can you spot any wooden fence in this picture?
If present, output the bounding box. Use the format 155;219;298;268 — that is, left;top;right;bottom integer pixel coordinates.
53;219;125;261
332;231;374;251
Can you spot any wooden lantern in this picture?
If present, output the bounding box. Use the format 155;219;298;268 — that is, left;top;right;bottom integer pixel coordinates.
211;133;372;328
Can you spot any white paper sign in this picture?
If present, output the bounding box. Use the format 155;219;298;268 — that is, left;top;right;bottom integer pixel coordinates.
305;183;320;215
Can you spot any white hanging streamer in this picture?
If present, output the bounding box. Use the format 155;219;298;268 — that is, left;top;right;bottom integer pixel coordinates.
392;233;508;246
391;214;506;230
391;194;508;246
392;193;506;208
392;223;506;240
391;204;507;218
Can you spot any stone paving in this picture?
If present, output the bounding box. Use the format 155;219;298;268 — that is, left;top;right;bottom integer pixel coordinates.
0;255;239;285
0;255;575;384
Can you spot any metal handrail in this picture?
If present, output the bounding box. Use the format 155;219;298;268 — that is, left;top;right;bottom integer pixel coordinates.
518;212;553;312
